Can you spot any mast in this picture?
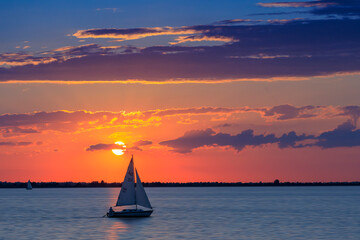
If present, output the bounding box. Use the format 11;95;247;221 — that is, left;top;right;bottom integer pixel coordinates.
133;155;137;210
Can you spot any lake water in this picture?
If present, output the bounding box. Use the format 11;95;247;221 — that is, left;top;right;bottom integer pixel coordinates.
0;187;359;239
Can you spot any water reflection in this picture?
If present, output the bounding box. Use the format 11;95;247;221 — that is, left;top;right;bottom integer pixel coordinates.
107;188;120;206
106;219;130;240
106;217;152;239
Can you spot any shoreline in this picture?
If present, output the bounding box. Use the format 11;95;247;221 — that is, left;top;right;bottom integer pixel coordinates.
1;181;360;188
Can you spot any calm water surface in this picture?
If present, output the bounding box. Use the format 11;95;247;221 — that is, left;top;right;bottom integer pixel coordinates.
0;187;360;239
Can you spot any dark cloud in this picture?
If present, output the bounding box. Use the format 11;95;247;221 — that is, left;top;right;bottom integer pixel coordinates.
161;119;360;153
339;106;360;127
278;131;315;148
259;0;360;17
134;140;152;146
129;140;153;151
86;143;118;151
73;27;200;40
315;120;360;148
264;105;318;120
0;141;16;146
214;19;256;25
0;141;32;147
151;107;242;117
1;126;39;137
87;140;152;152
258;1;337;8
0;44;132;69
159;128;313;153
1;17;360;81
0;110;113;128
0;52;57;67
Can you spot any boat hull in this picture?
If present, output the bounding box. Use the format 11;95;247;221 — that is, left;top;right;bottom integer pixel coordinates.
107;209;153;218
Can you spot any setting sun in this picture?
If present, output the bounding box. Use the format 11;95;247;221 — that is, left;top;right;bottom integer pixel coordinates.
112;141;126;156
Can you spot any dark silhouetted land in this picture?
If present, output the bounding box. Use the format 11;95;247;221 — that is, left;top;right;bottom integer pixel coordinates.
0;180;359;188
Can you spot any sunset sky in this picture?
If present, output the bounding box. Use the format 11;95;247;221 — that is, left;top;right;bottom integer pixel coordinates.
1;0;360;183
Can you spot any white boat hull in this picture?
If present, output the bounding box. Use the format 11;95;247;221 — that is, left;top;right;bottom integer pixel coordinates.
107;209;153;218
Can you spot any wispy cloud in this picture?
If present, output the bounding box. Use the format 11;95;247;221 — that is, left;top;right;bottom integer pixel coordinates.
258;1;337;8
264;105;319;120
0;53;57;67
86;143;118;151
86;140;151;152
0;105;353;137
0;141;33;147
95;8;119;13
170;35;235;45
258;0;360;17
73;27;200;41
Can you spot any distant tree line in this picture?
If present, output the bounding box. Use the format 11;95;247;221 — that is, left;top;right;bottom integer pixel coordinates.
0;180;360;188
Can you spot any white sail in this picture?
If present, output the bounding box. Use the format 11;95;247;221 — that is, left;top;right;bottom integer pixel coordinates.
26;180;32;190
116;157;136;206
135;168;152;209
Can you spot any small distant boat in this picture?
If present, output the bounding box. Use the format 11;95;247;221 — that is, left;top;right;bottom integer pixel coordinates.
26;180;32;190
107;155;153;218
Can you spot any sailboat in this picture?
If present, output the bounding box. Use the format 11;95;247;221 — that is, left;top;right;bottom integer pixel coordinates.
26;180;32;190
107;155;153;217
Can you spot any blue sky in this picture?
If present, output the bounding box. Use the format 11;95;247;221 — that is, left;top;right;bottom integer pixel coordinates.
0;0;308;52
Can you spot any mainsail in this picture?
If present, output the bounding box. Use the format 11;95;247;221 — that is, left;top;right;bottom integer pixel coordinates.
135;169;152;209
116;157;136;206
26;180;32;190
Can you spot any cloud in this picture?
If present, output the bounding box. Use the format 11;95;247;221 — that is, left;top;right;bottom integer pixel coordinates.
159;128;314;153
170;35;235;45
86;143;118;151
0;44;132;69
258;1;337;8
0;108;230;131
96;8;119;13
0;105;352;136
50;44;126;56
160;119;360;153
0;110;113;128
0;108;244;137
0;141;32;147
133;140;152;146
0;53;57;67
73;27;200;41
264;105;319;120
278;131;315;148
258;0;360;17
0;127;39;138
1;105;359;153
129;140;153;151
214;19;256;25
1;17;360;81
148;107;246;117
315;120;360;148
86;140;151;152
339;106;360;127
